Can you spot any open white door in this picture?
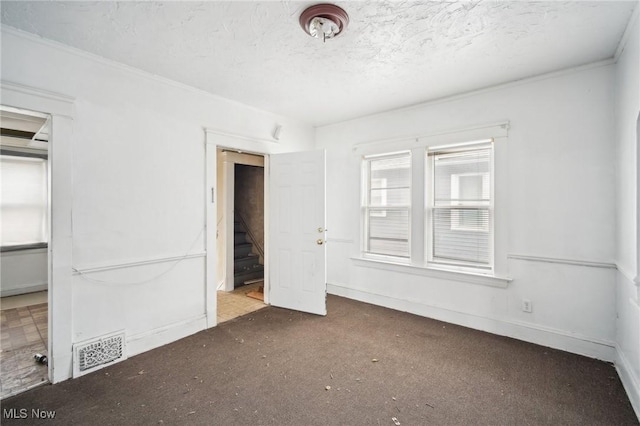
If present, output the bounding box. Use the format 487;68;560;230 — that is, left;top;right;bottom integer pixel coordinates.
269;150;326;315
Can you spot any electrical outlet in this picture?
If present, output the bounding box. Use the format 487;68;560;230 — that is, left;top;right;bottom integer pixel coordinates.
522;299;532;313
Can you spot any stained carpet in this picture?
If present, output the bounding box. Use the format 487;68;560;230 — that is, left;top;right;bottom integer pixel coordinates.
1;295;637;425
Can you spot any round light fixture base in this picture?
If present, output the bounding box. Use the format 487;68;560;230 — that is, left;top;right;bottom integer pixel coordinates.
299;4;349;41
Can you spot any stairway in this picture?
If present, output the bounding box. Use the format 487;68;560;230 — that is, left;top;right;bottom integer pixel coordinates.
233;218;264;288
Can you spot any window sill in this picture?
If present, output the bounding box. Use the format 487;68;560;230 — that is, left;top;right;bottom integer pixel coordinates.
1;243;48;253
351;256;512;288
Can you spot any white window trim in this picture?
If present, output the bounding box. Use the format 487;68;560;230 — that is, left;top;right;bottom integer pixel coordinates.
355;122;509;284
351;256;511;288
426;144;494;273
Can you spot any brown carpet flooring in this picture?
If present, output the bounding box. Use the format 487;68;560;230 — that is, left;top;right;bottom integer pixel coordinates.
1;295;637;425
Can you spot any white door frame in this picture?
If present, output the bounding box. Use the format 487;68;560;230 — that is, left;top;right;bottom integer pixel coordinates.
1;81;75;383
204;129;286;327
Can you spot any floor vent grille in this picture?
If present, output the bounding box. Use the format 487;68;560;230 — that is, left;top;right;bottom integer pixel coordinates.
73;331;126;377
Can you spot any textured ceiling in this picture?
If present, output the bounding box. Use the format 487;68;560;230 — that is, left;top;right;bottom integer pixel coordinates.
1;1;637;126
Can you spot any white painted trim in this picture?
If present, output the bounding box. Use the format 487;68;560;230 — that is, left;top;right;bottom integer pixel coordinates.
325;60;615;128
615;4;640;62
72;252;206;275
263;155;271;306
352;121;509;154
224;156;235;292
616;344;640;421
2;82;76;384
508;254;617;269
351;257;511;288
205;139;217;329
328;283;615;361
0;283;47;298
48;113;74;384
205;129;287;156
126;315;207;358
207;128;280;147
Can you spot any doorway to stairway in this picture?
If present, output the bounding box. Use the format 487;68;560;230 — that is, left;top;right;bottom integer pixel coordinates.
216;149;267;324
233;164;264;288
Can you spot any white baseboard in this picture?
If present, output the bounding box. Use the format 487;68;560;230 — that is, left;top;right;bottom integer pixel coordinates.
328;283;615;362
53;315;209;383
126;315;207;358
616;345;640;420
1;282;47;298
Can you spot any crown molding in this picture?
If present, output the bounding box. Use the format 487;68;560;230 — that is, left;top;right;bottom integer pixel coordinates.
1;25;293;122
614;3;640;62
322;58;616;129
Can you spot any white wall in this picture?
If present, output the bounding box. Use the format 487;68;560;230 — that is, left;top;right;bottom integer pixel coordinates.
0;249;47;297
1;27;314;381
614;10;640;418
317;63;618;361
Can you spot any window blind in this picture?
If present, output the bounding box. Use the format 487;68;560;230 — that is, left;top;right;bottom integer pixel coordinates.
429;146;492;269
364;153;411;258
0;155;48;246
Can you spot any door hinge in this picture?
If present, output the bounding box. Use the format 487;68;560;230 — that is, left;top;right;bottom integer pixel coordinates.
211;187;215;203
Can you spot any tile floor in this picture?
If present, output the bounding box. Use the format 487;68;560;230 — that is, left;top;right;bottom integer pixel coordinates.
217;282;266;324
0;297;48;399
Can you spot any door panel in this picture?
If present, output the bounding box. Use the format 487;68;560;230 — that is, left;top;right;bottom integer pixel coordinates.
269;150;326;315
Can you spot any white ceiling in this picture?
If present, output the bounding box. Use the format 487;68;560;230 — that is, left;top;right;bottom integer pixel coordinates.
1;1;637;126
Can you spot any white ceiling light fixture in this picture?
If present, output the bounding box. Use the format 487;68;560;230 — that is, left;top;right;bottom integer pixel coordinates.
299;3;349;42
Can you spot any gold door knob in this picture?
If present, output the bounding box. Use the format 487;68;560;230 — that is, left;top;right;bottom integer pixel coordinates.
316;239;324;245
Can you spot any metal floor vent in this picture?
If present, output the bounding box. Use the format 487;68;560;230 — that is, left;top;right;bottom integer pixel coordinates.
73;331;126;377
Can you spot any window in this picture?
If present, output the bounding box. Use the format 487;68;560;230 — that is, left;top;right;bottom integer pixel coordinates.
369;178;388;217
362;152;411;258
450;172;490;231
428;145;493;271
0;154;48;247
359;125;507;280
